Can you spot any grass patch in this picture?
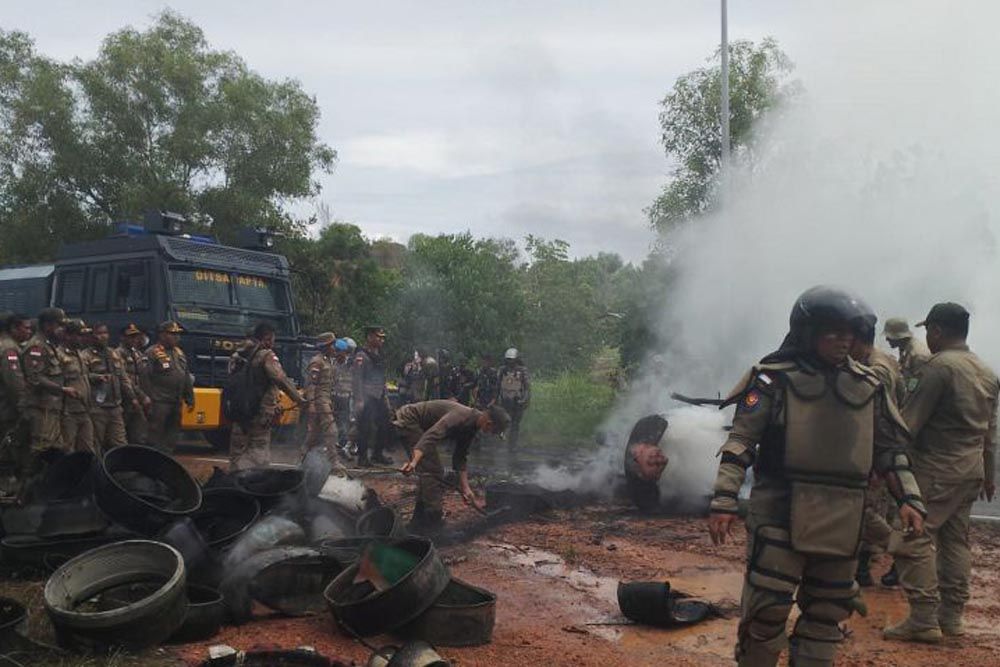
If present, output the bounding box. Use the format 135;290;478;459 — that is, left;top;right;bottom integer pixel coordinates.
520;369;616;450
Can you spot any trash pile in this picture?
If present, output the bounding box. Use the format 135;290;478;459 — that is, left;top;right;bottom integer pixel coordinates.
0;445;497;665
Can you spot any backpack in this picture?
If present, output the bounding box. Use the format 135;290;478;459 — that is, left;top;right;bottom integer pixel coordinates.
222;345;267;425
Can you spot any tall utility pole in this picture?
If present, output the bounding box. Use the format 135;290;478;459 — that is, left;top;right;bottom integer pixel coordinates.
720;0;731;173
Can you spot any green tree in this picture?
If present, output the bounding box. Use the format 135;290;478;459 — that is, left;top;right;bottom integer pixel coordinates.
647;38;797;231
0;12;334;263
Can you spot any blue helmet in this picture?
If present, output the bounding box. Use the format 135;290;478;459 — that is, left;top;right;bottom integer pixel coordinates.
334;338;349;352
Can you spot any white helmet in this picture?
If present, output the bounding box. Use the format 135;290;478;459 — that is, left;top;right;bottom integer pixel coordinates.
504;348;519;360
344;337;358;351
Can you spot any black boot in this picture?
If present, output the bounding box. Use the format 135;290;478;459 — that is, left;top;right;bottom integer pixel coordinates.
856;550;874;587
881;563;899;587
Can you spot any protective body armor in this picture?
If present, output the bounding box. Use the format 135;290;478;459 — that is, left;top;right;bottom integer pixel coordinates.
499;366;527;402
782;366;876;557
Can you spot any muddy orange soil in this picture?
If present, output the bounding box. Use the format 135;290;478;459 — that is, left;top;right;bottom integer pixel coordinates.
171;474;1000;667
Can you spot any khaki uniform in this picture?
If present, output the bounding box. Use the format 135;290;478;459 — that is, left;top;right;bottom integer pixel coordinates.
143;344;193;452
899;337;932;389
0;334;28;480
303;352;338;458
891;344;999;627
711;357;925;667
58;345;93;452
861;346;906;552
21;333;65;452
118;344;149;445
86;346;136;450
332;358;353;448
394;400;482;517
497;363;530;447
228;344;303;470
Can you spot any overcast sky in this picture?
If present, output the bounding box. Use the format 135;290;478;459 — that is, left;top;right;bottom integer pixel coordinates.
5;1;804;261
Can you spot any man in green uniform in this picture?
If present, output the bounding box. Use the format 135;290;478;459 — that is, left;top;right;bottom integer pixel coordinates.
474;354;499;409
884;317;931;389
143;321;194;452
22;308;74;462
352;326;392;466
118;323;151;445
497;348;530;447
397;400;509;531
0;313;31;492
303;332;339;462
228;322;304;470
708;286;926;667
59;320;94;452
885;303;999;642
86;322;138;450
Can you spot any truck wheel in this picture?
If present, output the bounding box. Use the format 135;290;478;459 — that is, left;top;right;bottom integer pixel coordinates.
204;427;231;451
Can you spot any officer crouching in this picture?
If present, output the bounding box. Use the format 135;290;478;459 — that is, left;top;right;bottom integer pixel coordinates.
707;286;927;667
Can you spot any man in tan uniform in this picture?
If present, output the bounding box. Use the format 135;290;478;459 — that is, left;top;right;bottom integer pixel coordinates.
397;400;509;531
886;302;999;642
884;317;931;391
708;286;926;667
303;332;339;461
143;321;194;452
22;309;74;463
59;320;94;452
86;322;138;450
849;307;907;586
118;323;151;444
0;313;31;491
228;322;304;470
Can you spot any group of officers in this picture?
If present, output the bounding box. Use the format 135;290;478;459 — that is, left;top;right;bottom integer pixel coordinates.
0;308;194;491
230;323;512;530
708;287;997;667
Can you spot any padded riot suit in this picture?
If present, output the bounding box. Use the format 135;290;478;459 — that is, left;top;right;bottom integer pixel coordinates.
710;287;926;667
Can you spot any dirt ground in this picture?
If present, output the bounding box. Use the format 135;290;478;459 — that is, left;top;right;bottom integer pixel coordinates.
5;462;999;666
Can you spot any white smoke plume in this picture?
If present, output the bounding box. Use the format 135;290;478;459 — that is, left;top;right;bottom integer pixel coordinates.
538;0;1000;500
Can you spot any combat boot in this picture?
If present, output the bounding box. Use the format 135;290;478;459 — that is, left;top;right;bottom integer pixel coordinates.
855;550;874;587
938;606;966;637
883;604;943;644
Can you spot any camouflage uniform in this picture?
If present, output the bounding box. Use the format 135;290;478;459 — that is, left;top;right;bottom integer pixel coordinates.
303;348;338;459
228;343;303;470
143;343;193;452
21;332;65;452
58;342;93;453
497;362;530;447
474;364;499;409
118;341;149;445
332;356;353;448
86;344;136;450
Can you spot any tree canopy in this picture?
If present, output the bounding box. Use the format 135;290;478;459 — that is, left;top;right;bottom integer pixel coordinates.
647;38;797;232
0;11;334;263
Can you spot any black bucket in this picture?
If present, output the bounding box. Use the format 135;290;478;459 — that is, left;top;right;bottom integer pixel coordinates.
616;581;712;627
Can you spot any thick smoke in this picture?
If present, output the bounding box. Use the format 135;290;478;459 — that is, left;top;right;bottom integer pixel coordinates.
537;1;1000;499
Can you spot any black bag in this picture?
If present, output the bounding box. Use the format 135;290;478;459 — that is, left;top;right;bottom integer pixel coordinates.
222;346;266;426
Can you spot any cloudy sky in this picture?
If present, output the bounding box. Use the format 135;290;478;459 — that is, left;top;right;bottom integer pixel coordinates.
6;1;804;261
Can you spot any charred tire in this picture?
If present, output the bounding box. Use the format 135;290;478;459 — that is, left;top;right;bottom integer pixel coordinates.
221;546;323;623
232;468;304;512
394;578;497;647
95;445;202;534
167;584;225;644
324;537;449;637
43;540;187;651
192;488;261;549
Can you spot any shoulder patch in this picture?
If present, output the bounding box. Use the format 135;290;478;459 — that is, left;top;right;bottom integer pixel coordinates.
740;389;763;412
906;377;919;392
